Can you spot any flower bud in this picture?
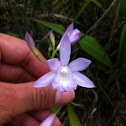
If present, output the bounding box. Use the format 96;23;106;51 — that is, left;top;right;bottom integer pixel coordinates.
49;31;55;47
25;32;35;51
60;24;81;45
69;29;80;44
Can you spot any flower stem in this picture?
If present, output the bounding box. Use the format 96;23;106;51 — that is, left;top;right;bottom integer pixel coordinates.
51;48;59;59
33;50;47;64
36;55;47;64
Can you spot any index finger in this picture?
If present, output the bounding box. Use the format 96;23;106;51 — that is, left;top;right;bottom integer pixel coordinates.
0;33;49;78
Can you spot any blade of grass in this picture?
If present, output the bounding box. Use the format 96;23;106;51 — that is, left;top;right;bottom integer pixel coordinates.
67;104;81;126
91;0;105;11
32;19;65;35
117;23;126;69
74;0;91;23
118;0;126;22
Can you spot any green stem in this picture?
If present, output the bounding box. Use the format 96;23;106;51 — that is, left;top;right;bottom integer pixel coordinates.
33;50;47;64
52;44;55;56
55;106;62;115
36;55;47;64
51;48;59;59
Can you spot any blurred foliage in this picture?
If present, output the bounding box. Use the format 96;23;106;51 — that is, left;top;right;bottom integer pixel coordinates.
67;104;81;126
0;0;126;126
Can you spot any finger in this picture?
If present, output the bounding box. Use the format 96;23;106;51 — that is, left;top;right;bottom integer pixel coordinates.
0;63;35;83
0;82;74;124
31;109;61;126
11;113;40;126
0;33;49;78
11;110;61;126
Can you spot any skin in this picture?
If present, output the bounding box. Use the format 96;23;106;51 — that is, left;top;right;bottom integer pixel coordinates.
0;33;75;126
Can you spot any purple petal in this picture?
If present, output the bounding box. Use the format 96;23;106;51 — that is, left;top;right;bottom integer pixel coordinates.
59;24;73;47
47;58;61;71
65;23;73;37
60;34;71;66
25;32;35;51
39;114;56;126
73;72;95;88
52;66;77;92
33;71;56;88
68;58;91;72
69;29;80;44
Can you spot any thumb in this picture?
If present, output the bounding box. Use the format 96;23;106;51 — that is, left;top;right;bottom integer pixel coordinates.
0;82;74;124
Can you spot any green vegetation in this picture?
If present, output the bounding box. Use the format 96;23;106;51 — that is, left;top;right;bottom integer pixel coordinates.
0;0;126;125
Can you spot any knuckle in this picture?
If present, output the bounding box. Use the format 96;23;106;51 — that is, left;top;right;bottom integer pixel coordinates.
20;50;32;68
31;87;56;110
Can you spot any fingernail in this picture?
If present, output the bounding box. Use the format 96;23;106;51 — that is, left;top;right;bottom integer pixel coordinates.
72;90;75;99
55;90;61;104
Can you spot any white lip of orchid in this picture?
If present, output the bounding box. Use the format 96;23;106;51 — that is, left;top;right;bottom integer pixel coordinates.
60;66;70;89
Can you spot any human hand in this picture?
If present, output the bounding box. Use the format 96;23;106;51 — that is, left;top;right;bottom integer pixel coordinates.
0;33;74;126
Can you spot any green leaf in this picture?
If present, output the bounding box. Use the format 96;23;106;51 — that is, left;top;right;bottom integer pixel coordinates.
91;0;105;11
52;0;59;5
51;106;62;113
67;104;81;126
7;32;20;38
114;119;124;126
74;0;91;22
118;0;126;22
117;24;126;69
32;19;65;35
120;0;126;13
79;35;113;68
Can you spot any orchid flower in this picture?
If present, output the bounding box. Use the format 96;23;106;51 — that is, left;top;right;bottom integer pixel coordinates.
33;34;95;92
61;23;80;44
39;114;56;126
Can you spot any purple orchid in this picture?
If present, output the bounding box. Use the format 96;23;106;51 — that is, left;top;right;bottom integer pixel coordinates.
61;23;80;44
33;34;95;92
39;114;56;126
